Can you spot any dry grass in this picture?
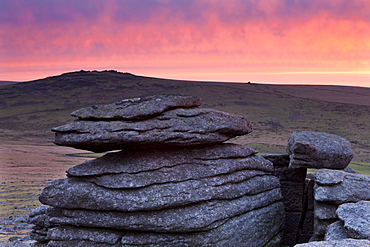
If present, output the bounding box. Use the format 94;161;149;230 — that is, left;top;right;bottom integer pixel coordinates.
0;144;93;219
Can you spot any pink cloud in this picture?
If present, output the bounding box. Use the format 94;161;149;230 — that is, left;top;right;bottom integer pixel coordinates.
0;0;369;83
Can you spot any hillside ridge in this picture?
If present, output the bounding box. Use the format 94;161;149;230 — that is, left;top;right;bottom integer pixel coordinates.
0;70;369;163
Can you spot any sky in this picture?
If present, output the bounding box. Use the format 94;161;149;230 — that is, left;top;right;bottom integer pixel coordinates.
1;0;370;87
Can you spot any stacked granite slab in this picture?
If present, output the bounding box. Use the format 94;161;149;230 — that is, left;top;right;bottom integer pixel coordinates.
312;169;370;241
261;131;354;246
29;95;285;247
325;200;370;241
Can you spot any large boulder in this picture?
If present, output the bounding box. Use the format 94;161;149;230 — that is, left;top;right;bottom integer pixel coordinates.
336;201;370;240
287;131;353;169
315;169;370;203
53;107;252;152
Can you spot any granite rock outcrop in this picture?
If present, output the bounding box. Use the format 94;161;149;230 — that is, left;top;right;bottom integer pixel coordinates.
29;95;284;247
27;96;369;247
52;96;252;152
326;200;370;240
311;169;370;241
287;131;353;169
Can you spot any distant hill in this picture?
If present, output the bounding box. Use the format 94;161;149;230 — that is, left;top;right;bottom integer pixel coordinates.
0;81;20;86
1;70;369;163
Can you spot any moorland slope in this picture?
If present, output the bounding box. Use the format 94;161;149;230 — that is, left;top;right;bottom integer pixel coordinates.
0;70;369;164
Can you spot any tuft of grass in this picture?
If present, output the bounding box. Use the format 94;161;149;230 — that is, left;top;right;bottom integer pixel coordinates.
349;162;370;175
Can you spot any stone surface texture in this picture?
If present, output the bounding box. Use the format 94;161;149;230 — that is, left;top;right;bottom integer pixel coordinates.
29;95;285;247
325;221;351;241
287;131;353;169
336;201;370;240
29;95;368;247
315;169;370;203
71;94;202;120
53;107;253;152
312;168;370;242
295;238;370;247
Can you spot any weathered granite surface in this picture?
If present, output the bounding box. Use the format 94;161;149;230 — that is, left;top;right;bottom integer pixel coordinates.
287;131;353;169
47;188;282;232
29;95;287;246
336;201;370;240
325;221;351;241
71;94;202;120
295;238;370;247
312;169;370;242
67;144;269;189
117;202;285;247
44;202;284;247
53;108;253;152
315;169;370;203
40;173;280;211
314;202;339;220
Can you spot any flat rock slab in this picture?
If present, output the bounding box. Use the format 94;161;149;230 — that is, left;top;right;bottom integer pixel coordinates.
71;94;202;120
287;131;353;169
52;108;253;152
325;221;351;241
336;201;370;239
67;144;273;189
39;174;280;211
47;225;123;246
48;188;282;232
46;201;284;247
119;201;285;247
314;169;370;203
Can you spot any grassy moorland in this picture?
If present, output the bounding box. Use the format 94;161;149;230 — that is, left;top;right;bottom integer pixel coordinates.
0;70;369;162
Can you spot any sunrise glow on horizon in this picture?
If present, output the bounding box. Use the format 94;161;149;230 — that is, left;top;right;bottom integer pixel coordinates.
1;0;369;87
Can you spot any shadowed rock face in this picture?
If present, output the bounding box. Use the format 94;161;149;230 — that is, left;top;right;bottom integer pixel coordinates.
287;131;353;169
53;108;253;152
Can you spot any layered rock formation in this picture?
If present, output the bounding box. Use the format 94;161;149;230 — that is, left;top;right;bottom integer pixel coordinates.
29;95;285;247
28;95;370;247
312;169;370;241
287;131;353;169
52;95;252;152
323;200;370;242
